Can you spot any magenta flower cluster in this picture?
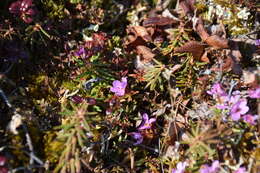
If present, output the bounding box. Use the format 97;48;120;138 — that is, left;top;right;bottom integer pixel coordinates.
248;87;260;99
129;113;156;145
0;156;8;173
9;0;36;23
207;83;259;124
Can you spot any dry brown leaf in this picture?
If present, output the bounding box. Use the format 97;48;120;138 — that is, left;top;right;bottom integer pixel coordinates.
195;17;210;41
205;35;229;49
124;26;153;51
195;18;229;50
174;41;205;60
143;17;178;27
200;51;210;63
126;35;136;44
136;45;155;63
179;0;195;16
132;26;152;42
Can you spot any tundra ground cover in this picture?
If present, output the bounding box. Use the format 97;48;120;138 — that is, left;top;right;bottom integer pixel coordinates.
0;0;259;172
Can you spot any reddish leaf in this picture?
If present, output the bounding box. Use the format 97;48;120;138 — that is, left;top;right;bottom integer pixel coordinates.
174;41;205;60
143;17;178;27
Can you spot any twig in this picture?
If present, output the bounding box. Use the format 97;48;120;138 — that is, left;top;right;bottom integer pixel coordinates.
248;157;254;173
0;88;12;108
159;138;164;173
0;88;44;167
22;124;44;165
125;140;159;153
0;62;14;74
11;164;44;173
228;80;238;98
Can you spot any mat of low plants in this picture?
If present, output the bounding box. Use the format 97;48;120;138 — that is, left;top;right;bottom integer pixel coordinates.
0;0;259;172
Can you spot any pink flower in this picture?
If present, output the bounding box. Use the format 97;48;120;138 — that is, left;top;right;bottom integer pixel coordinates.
229;91;241;104
0;156;6;166
207;83;227;97
256;39;260;46
243;114;258;125
110;77;127;96
230;99;249;121
208;83;229;109
233;167;246;173
129;132;143;145
138;113;156;130
9;0;36;23
0;156;8;173
200;160;220;173
74;47;86;57
248;87;260;99
0;167;8;173
172;162;187;173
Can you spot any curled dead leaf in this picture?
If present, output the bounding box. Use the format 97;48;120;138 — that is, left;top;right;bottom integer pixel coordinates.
130;26;152;42
205;35;229;49
174;41;205;60
124;26;153;51
201;51;210;63
195;17;210;41
136;45;155;63
195;18;229;50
